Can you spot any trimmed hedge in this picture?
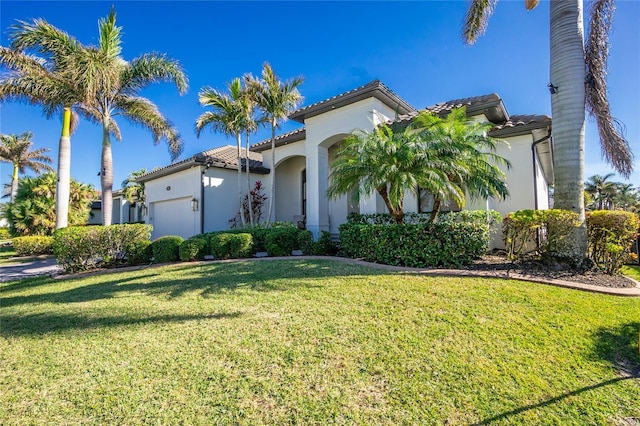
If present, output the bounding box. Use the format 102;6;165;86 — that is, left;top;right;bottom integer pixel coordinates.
265;227;301;256
347;210;502;226
587;210;640;275
152;236;183;263
12;236;54;256
209;233;253;259
0;227;10;240
53;224;152;273
339;221;490;267
179;237;208;262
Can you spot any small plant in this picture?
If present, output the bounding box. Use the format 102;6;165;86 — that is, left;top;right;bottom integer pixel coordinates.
0;227;10;240
126;240;153;266
312;231;338;255
12;235;54;256
265;227;299;257
152;236;183;263
210;233;234;259
229;181;268;228
229;233;253;258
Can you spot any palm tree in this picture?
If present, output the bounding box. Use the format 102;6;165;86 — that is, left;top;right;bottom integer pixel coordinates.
463;0;633;264
246;63;303;227
411;108;510;222
327;121;460;224
0;132;54;202
196;78;248;227
0;22;86;229
585;173;616;210
121;168;148;204
70;9;187;226
614;183;639;212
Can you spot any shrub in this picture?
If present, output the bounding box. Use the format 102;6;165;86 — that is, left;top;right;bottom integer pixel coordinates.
0;227;10;240
538;209;581;263
347;210;502;226
265;227;300;256
297;230;314;255
126;240;153;266
53;224;152;273
12;236;54;256
152;236;183;263
339;221;489;267
502;210;541;261
210;233;233;259
179;237;208;262
312;230;338;255
587;211;640;275
229;233;253;258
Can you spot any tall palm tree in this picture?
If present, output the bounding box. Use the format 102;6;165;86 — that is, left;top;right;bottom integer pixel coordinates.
196;78;247;227
614;183;639;212
585;173;616;210
0;132;53;202
246;63;303;227
411;108;510;223
70;9;187;226
0;21;86;229
463;0;633;264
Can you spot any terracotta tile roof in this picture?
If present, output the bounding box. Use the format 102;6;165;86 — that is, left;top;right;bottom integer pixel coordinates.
424;93;501;116
251;128;306;152
288;79;415;123
490;114;552;136
137;145;268;183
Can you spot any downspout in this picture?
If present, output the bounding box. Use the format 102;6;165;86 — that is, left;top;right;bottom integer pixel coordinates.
532;129;552;249
200;164;209;234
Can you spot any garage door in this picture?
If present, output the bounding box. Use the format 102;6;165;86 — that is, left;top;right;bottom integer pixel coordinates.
151;197;197;240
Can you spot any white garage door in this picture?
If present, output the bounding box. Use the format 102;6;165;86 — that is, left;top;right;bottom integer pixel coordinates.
151;198;197;240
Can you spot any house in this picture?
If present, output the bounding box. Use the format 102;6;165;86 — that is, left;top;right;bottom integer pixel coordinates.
87;190;144;226
137;80;553;243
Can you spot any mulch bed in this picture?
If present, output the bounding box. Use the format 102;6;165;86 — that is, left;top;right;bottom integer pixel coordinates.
465;255;636;288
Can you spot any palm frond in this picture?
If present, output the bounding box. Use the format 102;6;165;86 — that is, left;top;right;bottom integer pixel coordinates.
463;0;498;45
585;0;633;178
122;53;188;94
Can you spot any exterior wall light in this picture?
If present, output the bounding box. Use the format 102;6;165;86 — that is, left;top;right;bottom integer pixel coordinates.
191;197;199;212
547;83;558;94
141;202;148;216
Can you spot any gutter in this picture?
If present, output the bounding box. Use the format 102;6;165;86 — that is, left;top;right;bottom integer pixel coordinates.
532;130;552;249
200;164;207;234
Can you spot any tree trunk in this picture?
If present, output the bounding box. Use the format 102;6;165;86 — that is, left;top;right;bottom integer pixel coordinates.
377;185;404;224
10;164;18;203
266;119;276;227
245;130;254;227
429;197;442;224
236;132;246;228
101;119;114;226
55;107;72;229
549;0;588;264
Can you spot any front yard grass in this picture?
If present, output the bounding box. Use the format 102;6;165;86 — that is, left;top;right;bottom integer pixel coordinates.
1;259;638;424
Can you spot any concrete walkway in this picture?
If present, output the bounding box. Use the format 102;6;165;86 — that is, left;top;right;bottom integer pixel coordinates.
2;255;639;297
0;256;62;283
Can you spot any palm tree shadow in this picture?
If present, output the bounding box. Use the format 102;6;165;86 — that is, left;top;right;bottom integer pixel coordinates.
473;322;640;425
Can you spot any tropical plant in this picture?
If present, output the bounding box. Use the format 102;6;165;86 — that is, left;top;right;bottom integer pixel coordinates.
246;63;303;227
411;108;510;222
585;173;617;210
121;168;147;203
463;0;634;264
74;9;187;226
0;131;53;201
196;78;248;227
3;172;95;236
0;28;85;229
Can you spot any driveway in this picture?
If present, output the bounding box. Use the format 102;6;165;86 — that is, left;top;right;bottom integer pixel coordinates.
0;257;62;282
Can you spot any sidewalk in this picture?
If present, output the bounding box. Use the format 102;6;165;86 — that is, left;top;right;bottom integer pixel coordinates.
0;256;62;283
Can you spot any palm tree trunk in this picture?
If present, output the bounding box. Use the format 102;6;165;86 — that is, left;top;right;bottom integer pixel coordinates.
245;131;254;227
55;107;72;229
236;132;246;228
549;0;588;264
266;120;276;227
10;164;19;203
429;197;442;224
101;119;114;226
377;185;404;224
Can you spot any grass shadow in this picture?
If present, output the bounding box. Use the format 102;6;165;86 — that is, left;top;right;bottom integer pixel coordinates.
0;311;242;336
473;322;640;425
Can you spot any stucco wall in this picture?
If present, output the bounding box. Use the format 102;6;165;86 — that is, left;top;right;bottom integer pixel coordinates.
274;155;306;223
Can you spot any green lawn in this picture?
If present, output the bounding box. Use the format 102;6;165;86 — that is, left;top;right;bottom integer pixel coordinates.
623;264;640;282
1;259;638;425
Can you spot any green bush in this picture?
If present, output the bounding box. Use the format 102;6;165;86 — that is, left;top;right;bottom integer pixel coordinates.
312;230;338;255
502;210;541;261
12;236;54;256
229;233;253;258
265;227;300;256
0;227;10;240
210;233;234;259
339;221;489;267
538;209;581;263
126;240;153;266
179;237;208;262
587;210;640;275
53;224;152;273
297;230;314;255
152;236;183;263
347;210;502;226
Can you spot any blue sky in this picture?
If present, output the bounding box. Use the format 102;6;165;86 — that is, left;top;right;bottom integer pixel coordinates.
1;1;638;193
